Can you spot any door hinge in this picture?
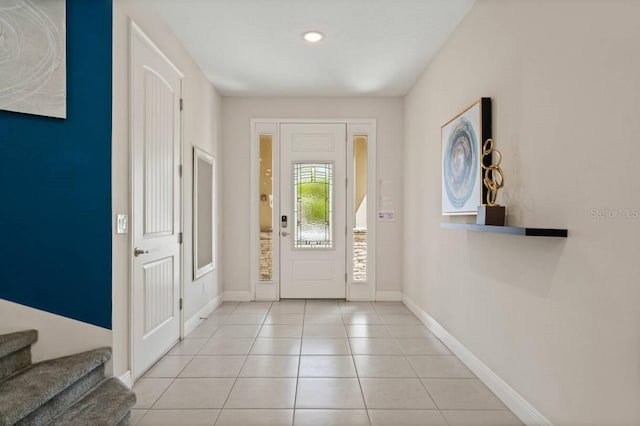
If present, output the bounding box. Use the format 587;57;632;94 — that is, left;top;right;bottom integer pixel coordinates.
179;298;183;310
178;164;182;178
178;232;183;244
345;272;348;283
180;98;184;111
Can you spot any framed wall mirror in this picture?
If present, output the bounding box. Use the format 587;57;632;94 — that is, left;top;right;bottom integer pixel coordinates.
193;147;215;279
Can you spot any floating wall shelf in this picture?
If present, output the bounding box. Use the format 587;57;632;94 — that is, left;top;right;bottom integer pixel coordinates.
440;222;568;238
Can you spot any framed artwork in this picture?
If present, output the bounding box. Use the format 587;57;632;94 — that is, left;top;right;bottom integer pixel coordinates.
0;0;67;118
441;97;492;215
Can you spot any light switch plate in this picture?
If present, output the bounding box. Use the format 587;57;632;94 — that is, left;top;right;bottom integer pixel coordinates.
116;214;128;234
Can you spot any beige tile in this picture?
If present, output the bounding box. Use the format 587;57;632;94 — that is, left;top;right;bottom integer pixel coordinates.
301;338;351;355
407;356;474;378
199;338;255;355
396;338;451;355
180;355;246;377
299;355;357;377
189;322;220;338
294;409;370;426
304;314;344;325
422;379;506;410
386;325;435;339
296;378;365;409
169;338;208;355
380;314;422;325
251;338;301;355
205;314;231;324
138;409;219;426
225;378;297;408
264;313;304;324
216;409;294;426
339;302;376;313
239;355;299;377
258;324;303;338
233;302;273;314
223;314;266;325
369;410;447;426
342;313;384;325
130;409;147;425
305;302;341;314
360;378;436;409
214;325;262;338
269;301;306;314
346;325;391;338
153;378;235;409
349;338;402;355
303;325;347;338
213;303;238;314
441;410;524;425
353;355;416;377
372;303;411;314
144;355;193;378
132;378;173;409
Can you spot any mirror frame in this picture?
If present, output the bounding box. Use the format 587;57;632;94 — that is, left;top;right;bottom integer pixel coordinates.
193;147;215;280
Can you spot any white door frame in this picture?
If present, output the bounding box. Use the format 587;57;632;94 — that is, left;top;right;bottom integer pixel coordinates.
250;119;377;301
128;20;185;381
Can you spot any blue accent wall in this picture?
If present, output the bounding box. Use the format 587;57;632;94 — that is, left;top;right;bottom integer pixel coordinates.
0;0;113;329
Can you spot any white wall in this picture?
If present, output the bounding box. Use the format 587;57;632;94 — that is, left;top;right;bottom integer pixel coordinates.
112;0;223;379
403;0;640;424
222;97;404;298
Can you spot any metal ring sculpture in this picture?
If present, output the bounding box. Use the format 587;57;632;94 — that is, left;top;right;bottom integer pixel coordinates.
481;139;505;206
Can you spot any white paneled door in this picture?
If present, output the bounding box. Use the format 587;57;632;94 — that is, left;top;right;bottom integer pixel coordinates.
131;23;183;380
280;123;347;299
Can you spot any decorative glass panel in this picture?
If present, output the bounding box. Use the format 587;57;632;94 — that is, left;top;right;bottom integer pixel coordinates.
259;135;273;280
294;163;333;249
353;136;367;281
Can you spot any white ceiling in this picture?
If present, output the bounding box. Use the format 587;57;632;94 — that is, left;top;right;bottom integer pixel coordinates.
148;0;475;96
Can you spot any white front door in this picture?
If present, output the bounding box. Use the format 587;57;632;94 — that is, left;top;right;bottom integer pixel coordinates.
131;23;183;379
280;123;347;299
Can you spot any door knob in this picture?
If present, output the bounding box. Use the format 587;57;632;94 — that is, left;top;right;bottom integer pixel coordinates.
281;231;290;237
134;247;149;257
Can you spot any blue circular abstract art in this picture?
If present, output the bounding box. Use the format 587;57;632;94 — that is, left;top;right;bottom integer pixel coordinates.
443;118;477;208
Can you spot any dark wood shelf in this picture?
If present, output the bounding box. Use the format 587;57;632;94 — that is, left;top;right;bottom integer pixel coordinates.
440;222;567;238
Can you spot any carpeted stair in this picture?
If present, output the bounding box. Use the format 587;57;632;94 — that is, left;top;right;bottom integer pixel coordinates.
0;330;136;426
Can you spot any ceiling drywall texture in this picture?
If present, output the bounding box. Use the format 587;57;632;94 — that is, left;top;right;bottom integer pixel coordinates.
147;0;475;96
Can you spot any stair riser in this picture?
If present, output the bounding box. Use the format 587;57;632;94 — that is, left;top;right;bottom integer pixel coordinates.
0;347;31;381
15;365;105;426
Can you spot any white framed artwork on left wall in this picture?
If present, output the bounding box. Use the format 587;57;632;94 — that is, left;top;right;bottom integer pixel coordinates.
0;0;67;119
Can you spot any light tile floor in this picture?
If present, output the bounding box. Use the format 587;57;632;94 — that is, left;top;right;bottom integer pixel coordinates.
132;300;523;426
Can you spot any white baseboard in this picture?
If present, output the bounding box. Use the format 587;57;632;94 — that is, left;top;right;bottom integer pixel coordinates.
118;370;132;388
184;293;223;337
402;294;551;426
223;291;252;302
375;291;402;301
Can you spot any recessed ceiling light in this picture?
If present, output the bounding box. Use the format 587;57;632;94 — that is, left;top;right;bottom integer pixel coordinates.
302;31;324;43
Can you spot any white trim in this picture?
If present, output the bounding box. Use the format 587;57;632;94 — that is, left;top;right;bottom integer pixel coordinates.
118;371;133;389
184;293;223;337
375;291;402;301
402;294;552;426
224;291;252;302
250;118;377;301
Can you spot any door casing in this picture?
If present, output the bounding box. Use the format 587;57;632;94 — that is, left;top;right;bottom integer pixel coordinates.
250;119;377;302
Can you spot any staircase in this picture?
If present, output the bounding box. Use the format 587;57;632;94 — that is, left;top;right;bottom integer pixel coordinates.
0;330;136;425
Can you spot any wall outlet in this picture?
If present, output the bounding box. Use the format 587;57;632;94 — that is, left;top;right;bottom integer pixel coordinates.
116;214;128;234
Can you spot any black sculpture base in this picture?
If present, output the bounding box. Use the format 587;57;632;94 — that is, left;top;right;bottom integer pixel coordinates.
477;205;506;226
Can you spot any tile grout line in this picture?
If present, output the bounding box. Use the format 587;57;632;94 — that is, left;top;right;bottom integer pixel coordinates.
291;300;306;426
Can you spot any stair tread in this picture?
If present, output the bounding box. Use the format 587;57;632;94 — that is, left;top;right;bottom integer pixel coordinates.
0;330;37;359
0;347;110;425
50;378;136;426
